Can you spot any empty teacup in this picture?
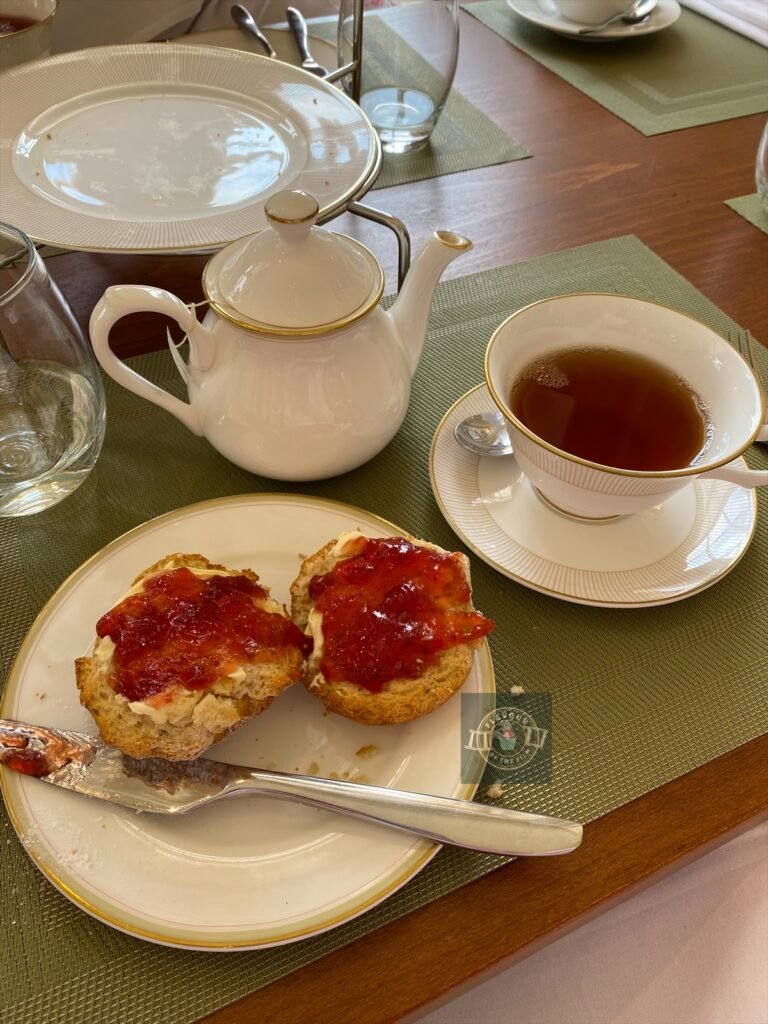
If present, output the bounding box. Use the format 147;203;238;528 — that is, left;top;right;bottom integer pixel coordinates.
485;294;768;519
552;0;631;24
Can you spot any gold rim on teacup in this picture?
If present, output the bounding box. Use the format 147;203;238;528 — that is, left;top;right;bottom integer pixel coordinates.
484;293;766;480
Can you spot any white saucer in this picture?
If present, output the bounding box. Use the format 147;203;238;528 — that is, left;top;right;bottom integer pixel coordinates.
506;0;682;40
429;385;758;608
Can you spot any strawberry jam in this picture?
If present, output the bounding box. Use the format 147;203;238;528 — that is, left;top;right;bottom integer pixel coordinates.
308;537;495;692
96;568;312;702
1;748;51;777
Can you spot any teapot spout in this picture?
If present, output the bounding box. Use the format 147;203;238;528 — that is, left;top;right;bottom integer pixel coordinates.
389;231;472;374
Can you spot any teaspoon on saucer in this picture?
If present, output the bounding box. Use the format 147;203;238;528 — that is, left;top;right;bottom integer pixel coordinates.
577;0;657;34
454;411;513;457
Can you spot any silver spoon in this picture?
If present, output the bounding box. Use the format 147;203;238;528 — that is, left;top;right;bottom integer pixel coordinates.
231;3;277;57
454;411;514;457
577;0;657;35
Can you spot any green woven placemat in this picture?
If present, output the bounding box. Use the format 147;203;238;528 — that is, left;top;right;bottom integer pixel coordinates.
726;192;768;234
2;235;768;1024
463;1;768;135
312;16;529;187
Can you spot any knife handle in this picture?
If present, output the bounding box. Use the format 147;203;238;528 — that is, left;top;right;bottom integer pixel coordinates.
231;772;582;856
286;6;312;63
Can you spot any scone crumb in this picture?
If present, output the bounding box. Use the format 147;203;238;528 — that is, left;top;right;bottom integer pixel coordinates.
508;685;525;695
356;745;379;759
485;782;504;800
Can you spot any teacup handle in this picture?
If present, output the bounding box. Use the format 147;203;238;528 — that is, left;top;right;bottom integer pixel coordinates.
701;463;768;487
89;285;211;436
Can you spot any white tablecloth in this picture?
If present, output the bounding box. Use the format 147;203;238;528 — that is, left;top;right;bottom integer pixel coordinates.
419;820;768;1024
680;0;768;48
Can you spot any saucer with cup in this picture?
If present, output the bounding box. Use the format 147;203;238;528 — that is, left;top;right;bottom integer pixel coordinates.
430;294;766;608
505;0;681;41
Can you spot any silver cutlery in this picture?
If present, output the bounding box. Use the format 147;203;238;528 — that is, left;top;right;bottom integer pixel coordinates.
577;0;657;35
0;720;582;857
455;410;514;457
731;329;768;444
286;6;328;77
230;3;277;58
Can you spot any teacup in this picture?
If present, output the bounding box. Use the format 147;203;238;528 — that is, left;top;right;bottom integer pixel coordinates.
551;0;630;25
485;294;768;520
0;0;56;68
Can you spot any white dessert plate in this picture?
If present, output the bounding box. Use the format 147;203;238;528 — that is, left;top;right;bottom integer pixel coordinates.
175;25;338;70
0;494;494;950
0;44;379;253
430;385;757;608
506;0;682;40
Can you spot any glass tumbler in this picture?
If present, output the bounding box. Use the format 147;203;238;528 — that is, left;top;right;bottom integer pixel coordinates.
338;0;460;155
0;223;106;517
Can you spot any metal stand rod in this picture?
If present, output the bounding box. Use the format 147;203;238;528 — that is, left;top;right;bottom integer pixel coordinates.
324;61;356;84
350;0;364;103
335;0;410;291
349;201;411;290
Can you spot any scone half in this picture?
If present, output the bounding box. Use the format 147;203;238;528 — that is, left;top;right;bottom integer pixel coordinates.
290;532;495;725
76;553;311;760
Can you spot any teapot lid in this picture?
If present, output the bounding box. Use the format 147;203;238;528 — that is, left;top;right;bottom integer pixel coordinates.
202;190;384;336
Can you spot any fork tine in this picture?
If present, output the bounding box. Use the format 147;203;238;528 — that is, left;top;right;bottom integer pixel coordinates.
728;327;755;369
728;328;765;390
730;329;768;444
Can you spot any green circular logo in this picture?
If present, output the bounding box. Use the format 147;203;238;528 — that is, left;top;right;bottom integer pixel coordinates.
476;706;545;772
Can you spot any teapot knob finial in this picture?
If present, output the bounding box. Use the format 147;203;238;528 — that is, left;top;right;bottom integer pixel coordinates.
265;190;319;242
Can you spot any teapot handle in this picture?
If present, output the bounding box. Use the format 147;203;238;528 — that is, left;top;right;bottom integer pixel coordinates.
89;285;208;435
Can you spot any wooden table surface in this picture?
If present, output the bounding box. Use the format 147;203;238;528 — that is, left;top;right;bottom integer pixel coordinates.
44;9;768;1023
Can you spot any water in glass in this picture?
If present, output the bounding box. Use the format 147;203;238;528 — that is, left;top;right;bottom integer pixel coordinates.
0;223;106;516
338;0;459;155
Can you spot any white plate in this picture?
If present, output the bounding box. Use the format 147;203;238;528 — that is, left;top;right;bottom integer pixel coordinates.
506;0;682;40
0;494;494;949
175;26;338;71
0;44;379;253
430;385;757;608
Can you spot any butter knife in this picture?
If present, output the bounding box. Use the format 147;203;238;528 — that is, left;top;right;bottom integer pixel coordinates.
286;6;328;77
0;720;582;857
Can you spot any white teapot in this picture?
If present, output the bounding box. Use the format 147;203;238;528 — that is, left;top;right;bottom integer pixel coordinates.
89;190;471;480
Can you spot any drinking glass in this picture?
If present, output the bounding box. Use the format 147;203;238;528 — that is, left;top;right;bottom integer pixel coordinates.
756;118;768;211
0;223;106;517
0;0;57;69
338;0;460;155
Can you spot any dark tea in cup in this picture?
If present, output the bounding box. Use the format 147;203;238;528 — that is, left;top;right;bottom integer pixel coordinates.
0;15;37;34
509;347;712;472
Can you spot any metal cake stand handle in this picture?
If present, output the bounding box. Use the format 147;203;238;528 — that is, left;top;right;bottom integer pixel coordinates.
327;1;412;288
349;201;411;291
